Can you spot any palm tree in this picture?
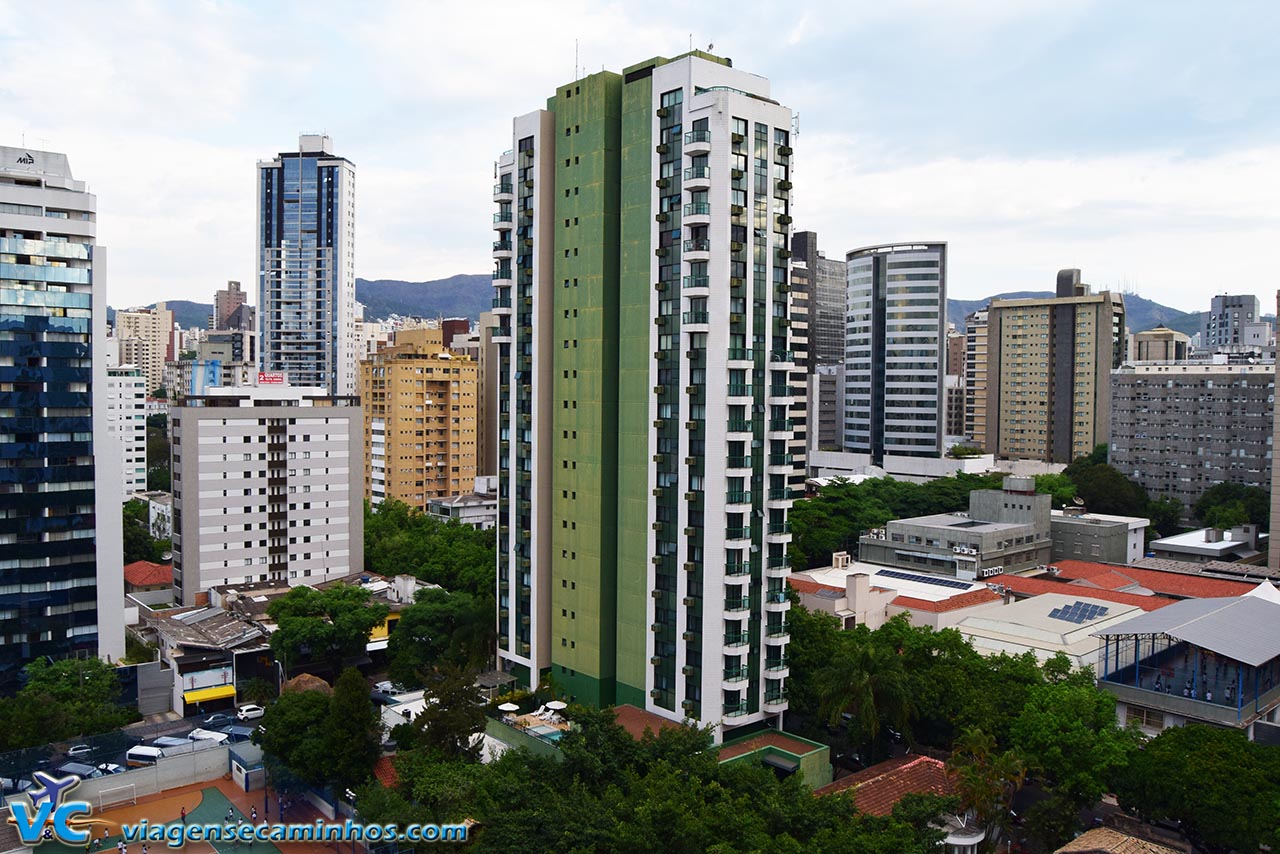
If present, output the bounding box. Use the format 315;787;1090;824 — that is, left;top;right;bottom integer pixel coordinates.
816;638;914;753
948;726;1027;842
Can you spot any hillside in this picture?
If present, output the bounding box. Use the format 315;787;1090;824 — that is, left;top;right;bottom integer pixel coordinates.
106;300;213;331
355;274;492;320
947;291;1196;335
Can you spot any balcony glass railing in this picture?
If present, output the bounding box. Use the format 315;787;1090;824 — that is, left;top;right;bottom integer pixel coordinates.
726;384;752;397
769;419;793;431
492;240;513;251
683;238;711;252
725;526;751;540
767;557;790;570
685;130;711;144
723;702;749;716
685;166;711;180
723;666;749;680
492;297;512;308
682;311;709;324
724;597;750;611
684;203;711;216
769;385;791;397
766;590;788;603
725;456;750;469
726;419;752;433
725;562;750;576
493;212;513;223
493;182;513;195
768;488;799;500
769;351;795;363
683;275;710;289
492;269;512;280
765;659;789;671
724;632;749;646
768;522;792;535
764;690;787;704
768;454;793;466
725;490;750;504
765;623;790;638
726;348;752;360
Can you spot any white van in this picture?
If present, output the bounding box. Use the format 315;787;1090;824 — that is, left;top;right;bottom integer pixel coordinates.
125;746;165;767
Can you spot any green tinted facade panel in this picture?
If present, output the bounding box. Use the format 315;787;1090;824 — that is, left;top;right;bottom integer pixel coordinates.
615;70;655;708
548;72;623;708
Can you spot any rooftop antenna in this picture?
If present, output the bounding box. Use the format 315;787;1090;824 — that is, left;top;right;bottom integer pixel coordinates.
575;38;578;80
689;33;693;51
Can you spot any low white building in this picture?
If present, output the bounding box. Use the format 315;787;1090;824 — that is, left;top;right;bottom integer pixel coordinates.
130;490;173;539
1150;525;1265;565
808;448;995;484
106;364;148;494
953;592;1143;669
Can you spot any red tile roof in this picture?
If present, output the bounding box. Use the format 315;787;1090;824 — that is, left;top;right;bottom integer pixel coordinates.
891;588;1002;613
788;576;838;595
612;704;684;740
1053;560;1255;600
123;560;172;588
996;573;1171;611
372;755;398;788
718;731;824;762
813;755;954;815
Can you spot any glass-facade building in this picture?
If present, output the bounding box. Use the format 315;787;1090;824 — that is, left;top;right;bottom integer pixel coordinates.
0;147;123;690
256;135;357;396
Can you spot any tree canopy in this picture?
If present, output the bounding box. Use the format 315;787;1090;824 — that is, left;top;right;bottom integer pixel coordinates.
364;500;497;598
1193;481;1269;532
0;658;138;752
388;588;495;687
266;583;390;674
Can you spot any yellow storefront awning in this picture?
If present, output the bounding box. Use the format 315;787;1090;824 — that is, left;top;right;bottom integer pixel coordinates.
183;684;236;703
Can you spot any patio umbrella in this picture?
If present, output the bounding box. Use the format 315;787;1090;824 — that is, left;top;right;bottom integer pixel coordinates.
498;702;519;712
546;700;568;711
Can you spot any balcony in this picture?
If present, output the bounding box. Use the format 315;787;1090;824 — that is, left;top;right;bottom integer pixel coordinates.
765;557;790;575
724;597;751;615
491;296;513;311
493;182;514;199
725;455;751;470
725;561;750;577
767;522;792;535
765;623;790;641
769;418;793;432
724;490;750;506
726;348;753;363
764;658;789;677
767;385;792;399
685;130;712;154
726;384;753;400
683;275;709;291
763;690;788;712
723;632;750;649
492;268;512;281
767;487;798;503
724;526;752;542
684;166;711;189
768;453;793;467
723;665;749;682
682;311;709;325
683;202;711;225
492;239;513;256
683;238;711;260
769;350;795;364
492;211;513;228
723;702;750;717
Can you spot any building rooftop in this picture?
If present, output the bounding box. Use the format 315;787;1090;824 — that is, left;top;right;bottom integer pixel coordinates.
1051;509;1147;530
995;574;1172;612
890;512;1027;533
813;755;953;815
1055;827;1185;854
1091;583;1280;667
123;560;172;588
1131;556;1280;583
1150;527;1261;558
955;592;1144;663
428;492;496;509
801;562;986;603
144;606;265;652
1051;560;1258;600
718;731;828;763
612;704;684;741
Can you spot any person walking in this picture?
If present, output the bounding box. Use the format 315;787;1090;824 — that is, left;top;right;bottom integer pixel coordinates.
180;805;186;825
250;806;257;823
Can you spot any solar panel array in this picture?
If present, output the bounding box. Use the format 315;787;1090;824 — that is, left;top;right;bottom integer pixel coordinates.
1048;600;1110;624
875;569;971;591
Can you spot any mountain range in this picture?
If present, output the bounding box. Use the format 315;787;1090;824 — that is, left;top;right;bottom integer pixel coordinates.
114;276;1230;340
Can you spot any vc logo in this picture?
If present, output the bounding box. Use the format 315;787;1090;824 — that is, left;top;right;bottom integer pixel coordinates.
7;771;97;846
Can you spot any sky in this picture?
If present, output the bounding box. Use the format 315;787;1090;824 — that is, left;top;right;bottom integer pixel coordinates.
2;0;1279;315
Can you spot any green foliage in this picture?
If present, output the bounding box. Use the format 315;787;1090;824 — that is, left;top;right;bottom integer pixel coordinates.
1069;462;1149;517
388;588;496;687
1033;473;1077;508
326;668;383;793
255;689;331;789
266;583;390;673
364;500;497;599
145;421;170;491
815;628;914;757
238;676;278;706
395;667;487;761
0;659;137;752
947;444;985;458
1144;495;1184;540
1193;481;1269;532
1009;679;1138;817
367;705;953;853
122;631;157;664
122;499;170;565
1113;724;1280;854
947;728;1026;832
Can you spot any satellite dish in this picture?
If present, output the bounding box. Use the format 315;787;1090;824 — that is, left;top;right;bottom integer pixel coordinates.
1072;496;1085;506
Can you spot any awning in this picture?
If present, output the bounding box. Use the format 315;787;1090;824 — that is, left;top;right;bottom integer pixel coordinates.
183;684;236;703
761;754;799;773
366;639;389;652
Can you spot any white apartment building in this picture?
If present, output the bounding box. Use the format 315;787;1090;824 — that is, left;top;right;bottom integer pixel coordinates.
115;304;175;393
170;384;363;605
106;365;148;494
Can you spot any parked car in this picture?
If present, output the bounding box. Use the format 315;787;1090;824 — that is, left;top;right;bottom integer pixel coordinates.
55;762;98;780
236;704;265;721
1;777;33;795
65;744;92;758
202;713;234;728
95;763;124;776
